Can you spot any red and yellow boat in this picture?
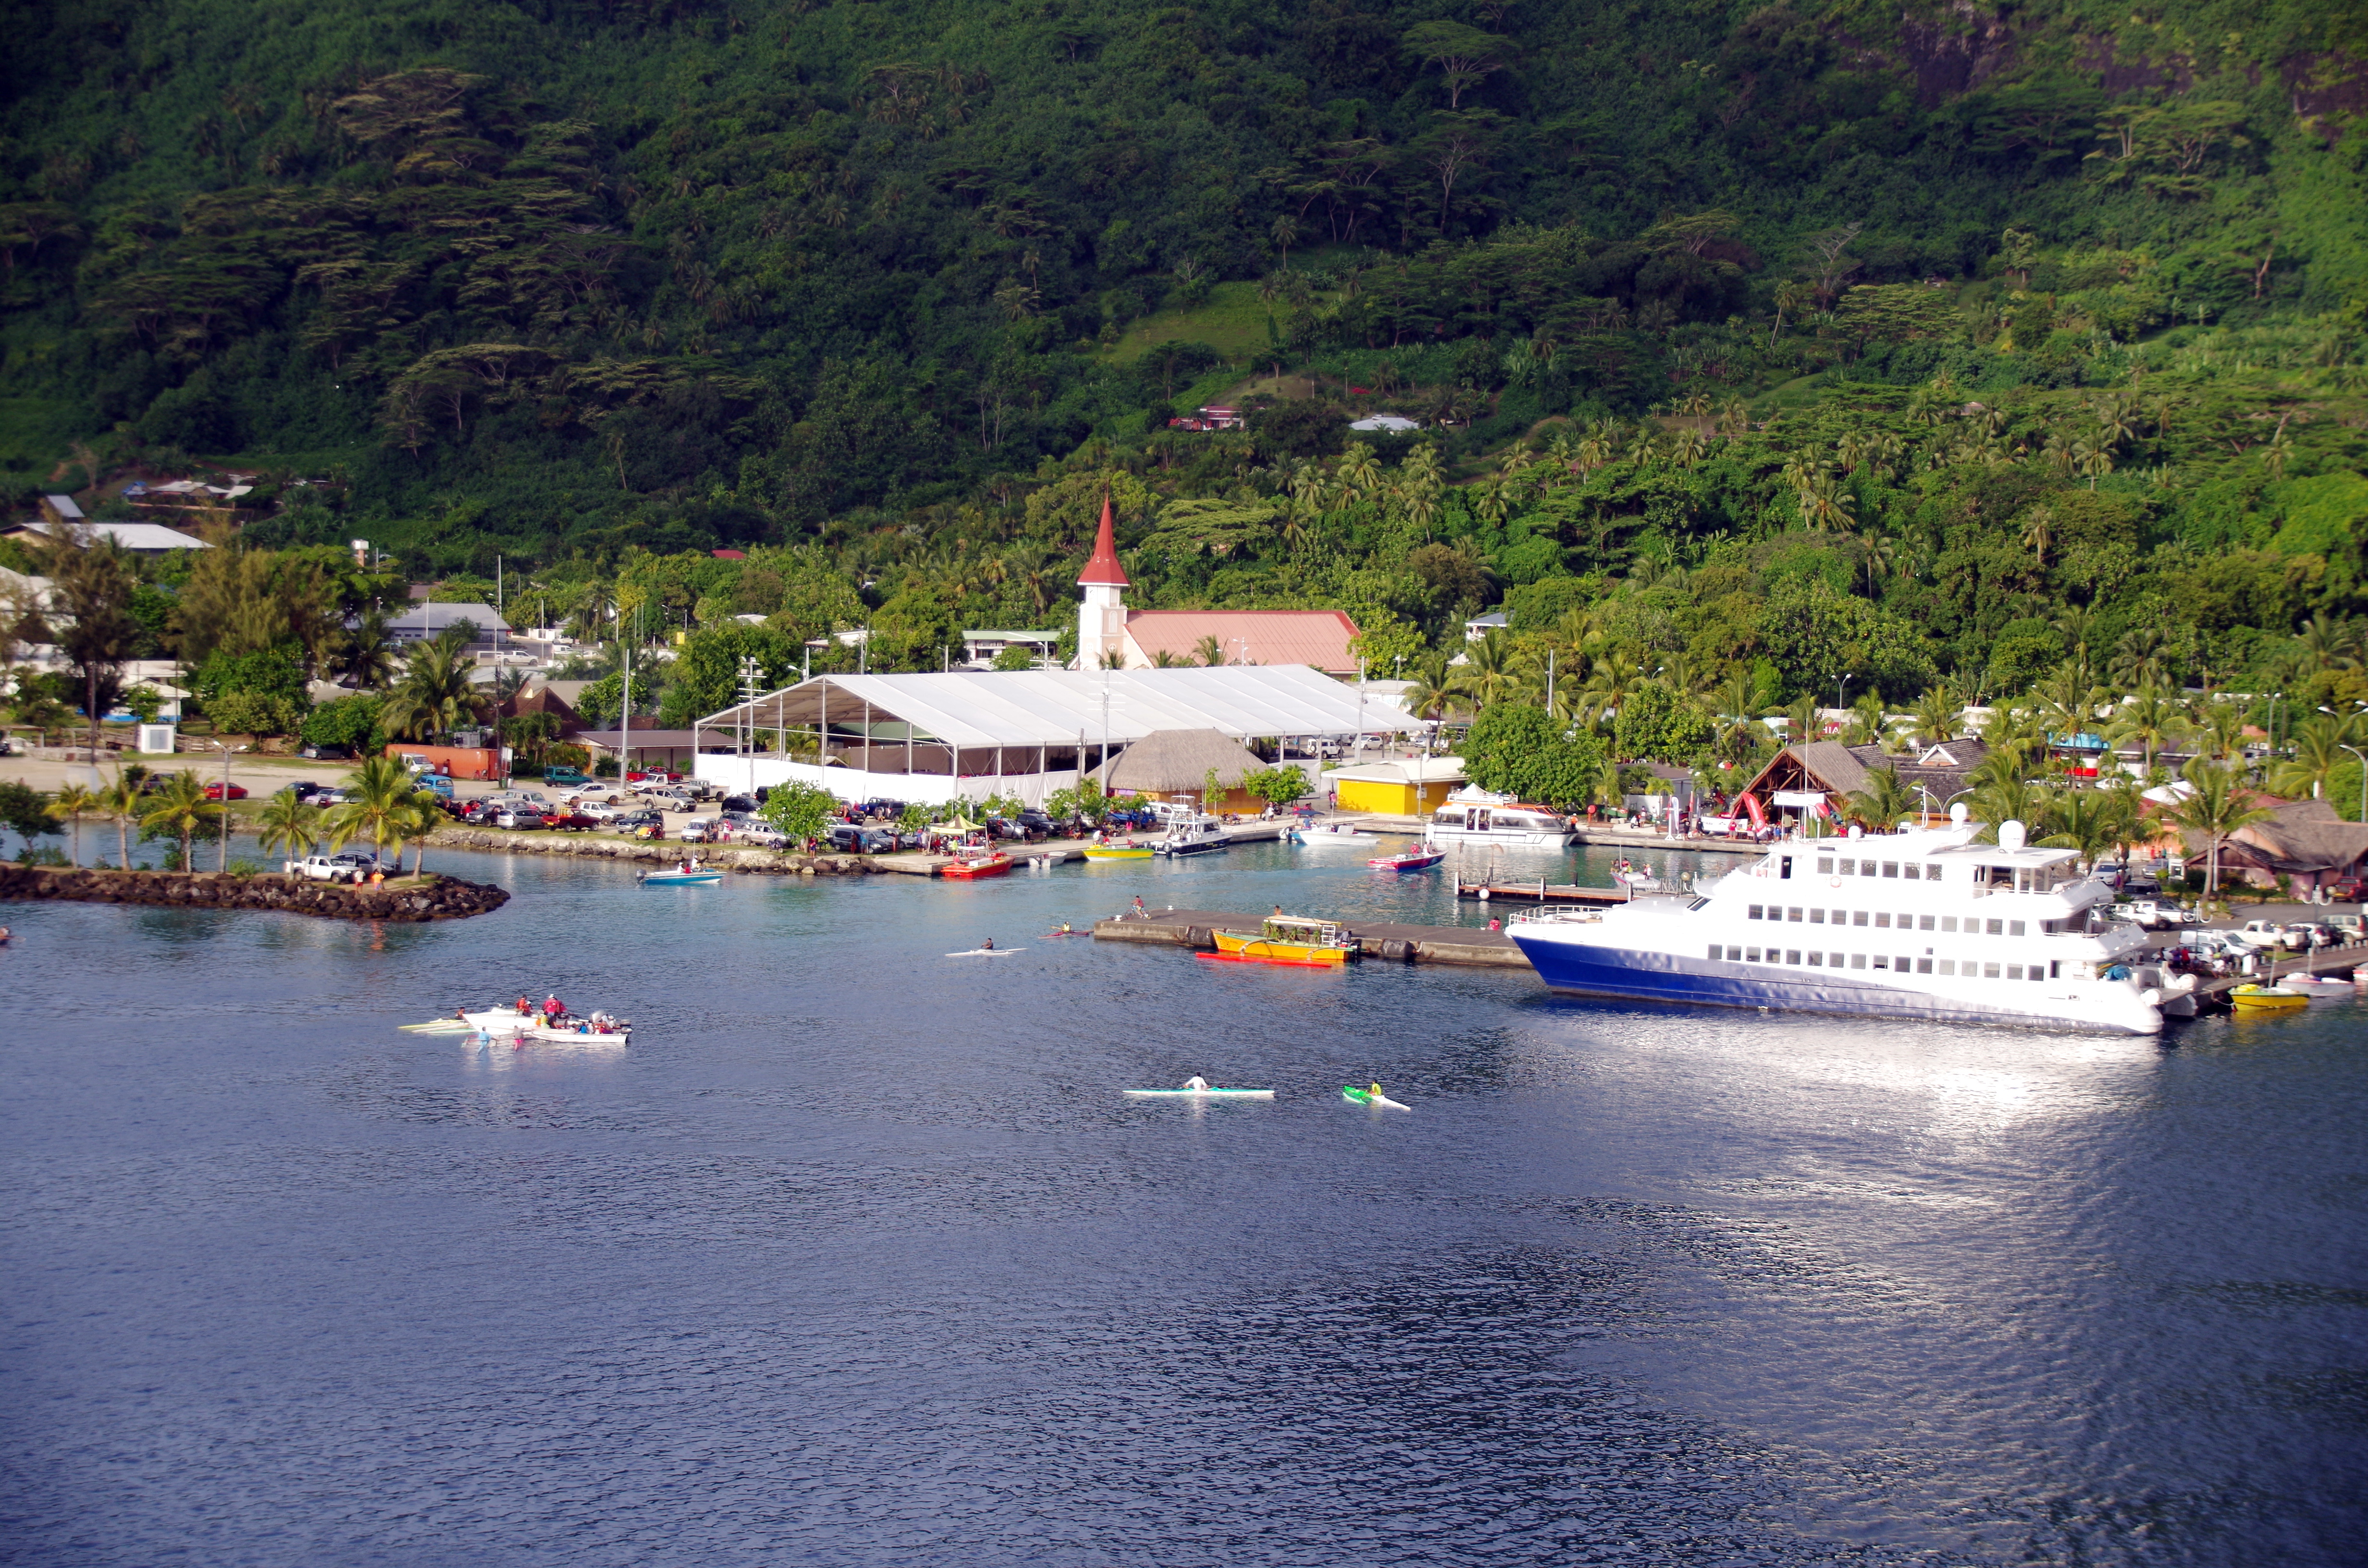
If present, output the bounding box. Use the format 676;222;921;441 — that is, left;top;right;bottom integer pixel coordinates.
940;852;1014;881
1208;915;1360;966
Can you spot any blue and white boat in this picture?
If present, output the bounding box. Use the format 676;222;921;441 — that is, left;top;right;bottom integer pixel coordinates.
1506;812;2176;1035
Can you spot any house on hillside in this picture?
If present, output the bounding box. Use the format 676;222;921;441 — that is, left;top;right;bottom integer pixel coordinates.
5;519;212;554
1735;739;1993;829
1071;495;1360;674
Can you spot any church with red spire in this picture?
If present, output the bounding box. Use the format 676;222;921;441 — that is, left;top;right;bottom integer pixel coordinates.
1072;493;1361;674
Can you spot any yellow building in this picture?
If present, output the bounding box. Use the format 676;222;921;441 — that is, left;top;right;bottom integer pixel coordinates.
1327;757;1467;817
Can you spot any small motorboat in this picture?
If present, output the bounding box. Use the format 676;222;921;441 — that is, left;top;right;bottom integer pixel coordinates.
940;852;1014;880
1341;1085;1411;1111
2230;983;2308;1012
1083;842;1154;861
2269;972;2349;1000
642;865;722;885
413;1007;634;1044
1368;847;1445;872
1123;1081;1275;1100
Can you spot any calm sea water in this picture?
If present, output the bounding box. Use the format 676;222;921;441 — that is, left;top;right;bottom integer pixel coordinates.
3;839;2362;1566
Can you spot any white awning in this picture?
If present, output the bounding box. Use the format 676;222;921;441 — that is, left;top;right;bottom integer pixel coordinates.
699;665;1418;749
1772;790;1829;808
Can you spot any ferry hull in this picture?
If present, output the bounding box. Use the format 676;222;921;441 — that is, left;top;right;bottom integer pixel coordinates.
1513;933;2164;1036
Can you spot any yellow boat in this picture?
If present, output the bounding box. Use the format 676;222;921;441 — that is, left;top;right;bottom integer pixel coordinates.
2230;983;2307;1012
1209;915;1361;967
1084;842;1154;861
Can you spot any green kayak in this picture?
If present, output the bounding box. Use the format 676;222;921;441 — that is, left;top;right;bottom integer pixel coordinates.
1341;1085;1411;1111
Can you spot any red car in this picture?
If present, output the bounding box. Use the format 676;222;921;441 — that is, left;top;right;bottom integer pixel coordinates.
203;782;249;800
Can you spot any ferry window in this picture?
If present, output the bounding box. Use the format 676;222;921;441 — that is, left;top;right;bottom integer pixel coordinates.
1881;861;1899;877
1838;858;1855;875
2006;964;2023;980
1817;857;1834;874
1875;912;1891;928
2008;920;2026;937
1941;917;1958;932
1708;945;1722;961
1860;861;1877;877
1986;866;2013;887
1807;951;1823;966
1896;953;1912;970
1938;960;1955;975
1746;947;1762;962
1780;857;1793;880
1785;949;1801;964
1871;955;1888;969
1985;918;2004;935
1852;910;1870;926
1809;908;1825;924
1904;864;1924;881
1916;958;1933;974
2049;960;2062;979
1983;962;2001;979
1787;906;1803;922
1850;954;1866;969
1829;951;1845;967
1748;904;1763;919
1918;915;1936;931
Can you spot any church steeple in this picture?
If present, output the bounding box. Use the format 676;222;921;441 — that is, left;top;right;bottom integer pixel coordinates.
1078;491;1128;587
1075;489;1129;667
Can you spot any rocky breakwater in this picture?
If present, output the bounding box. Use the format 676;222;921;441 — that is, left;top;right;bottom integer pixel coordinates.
0;866;509;922
428;827;895;877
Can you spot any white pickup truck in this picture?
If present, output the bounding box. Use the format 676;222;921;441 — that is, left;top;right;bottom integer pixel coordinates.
2113;900;2192;930
286;853;379;884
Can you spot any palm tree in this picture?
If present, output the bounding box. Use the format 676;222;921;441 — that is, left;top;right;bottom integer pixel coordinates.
47;783;96;866
256;787;323;865
2188;698;2250;761
100;771;144;868
2105;685;2188;776
2271;714;2358;800
1843;765;1914;832
1841;691;1890;747
2163;760;2274;897
2109;625;2172;689
140;771;212;871
384;790;444;876
1147;649;1186;668
379;637;487;742
1578;646;1648;730
1193;634;1225;668
1909;688;1962;747
1969;773;2054;844
334;610;399;690
2036;787;2123;870
1778;691;1822;746
325;756;416;871
1450;630;1523;711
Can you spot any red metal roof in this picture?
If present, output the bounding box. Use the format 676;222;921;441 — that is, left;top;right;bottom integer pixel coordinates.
1078;493;1128;587
1124;610;1361;675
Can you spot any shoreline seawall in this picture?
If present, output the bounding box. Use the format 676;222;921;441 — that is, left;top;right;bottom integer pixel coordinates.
0;866;509;922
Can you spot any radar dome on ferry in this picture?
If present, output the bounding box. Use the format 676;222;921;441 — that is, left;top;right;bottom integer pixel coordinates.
1949;802;1969;825
1998;819;2027;850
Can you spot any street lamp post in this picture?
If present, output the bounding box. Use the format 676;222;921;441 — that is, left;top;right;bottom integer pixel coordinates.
204;739;245;873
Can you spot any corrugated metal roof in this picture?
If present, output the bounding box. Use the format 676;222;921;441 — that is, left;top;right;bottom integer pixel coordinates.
700;665;1413;749
1124;610;1360;674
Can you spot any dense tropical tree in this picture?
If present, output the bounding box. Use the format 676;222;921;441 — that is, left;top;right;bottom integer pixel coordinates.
2162;761;2274;897
46;782;95;866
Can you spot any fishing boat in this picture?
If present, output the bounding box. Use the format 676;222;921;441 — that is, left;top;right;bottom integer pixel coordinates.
941;852;1014;880
1294;822;1376;847
2269;971;2350;999
1341;1085;1411;1110
1122;1082;1274;1099
1369;847;1446;872
1210;914;1360;966
1083;841;1154;861
1152;813;1229;857
2230;983;2309;1012
1505;811;2167;1035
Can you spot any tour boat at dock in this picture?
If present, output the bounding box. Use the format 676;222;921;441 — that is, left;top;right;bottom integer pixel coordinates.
1152;813;1229;857
1505;811;2176;1035
1424;788;1578;848
1210;915;1361;966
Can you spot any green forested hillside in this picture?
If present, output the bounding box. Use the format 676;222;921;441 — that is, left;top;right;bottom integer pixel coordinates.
4;0;2368;743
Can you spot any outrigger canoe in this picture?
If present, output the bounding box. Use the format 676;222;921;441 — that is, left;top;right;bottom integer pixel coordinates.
1083;844;1154;861
1123;1084;1275;1099
1341;1085;1410;1110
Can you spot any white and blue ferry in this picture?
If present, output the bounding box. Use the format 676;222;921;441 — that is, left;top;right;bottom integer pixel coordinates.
1507;812;2174;1034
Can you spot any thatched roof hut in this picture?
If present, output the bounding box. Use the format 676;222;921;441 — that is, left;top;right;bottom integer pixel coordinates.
1091;728;1267;794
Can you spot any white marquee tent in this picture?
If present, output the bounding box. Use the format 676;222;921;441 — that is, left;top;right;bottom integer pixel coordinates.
694;665;1419;805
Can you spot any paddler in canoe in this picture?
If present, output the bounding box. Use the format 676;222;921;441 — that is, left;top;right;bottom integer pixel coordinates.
1184;1074;1209;1091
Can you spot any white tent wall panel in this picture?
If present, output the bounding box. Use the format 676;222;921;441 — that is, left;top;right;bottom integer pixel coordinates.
693;754;1080;808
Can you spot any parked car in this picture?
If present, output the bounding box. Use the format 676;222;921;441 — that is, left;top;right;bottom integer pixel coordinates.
543;766;587;787
544;812;602;833
298;745;351;761
2233;919;2297;949
678;816;717;844
826;824;896;854
493;808;546;830
2113;900;2188;930
736;822;788;847
576;800;624;822
1014;809;1055;836
312;787;346;807
286;853;379;883
2328;913;2366;939
720;795;759;815
287;780;326;800
203;782;249;801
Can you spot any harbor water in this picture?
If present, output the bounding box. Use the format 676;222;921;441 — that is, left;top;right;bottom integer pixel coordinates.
3;840;2363;1565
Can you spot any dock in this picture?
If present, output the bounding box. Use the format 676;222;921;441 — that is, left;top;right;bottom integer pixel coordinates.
2190;948;2363;1003
1093;907;1531;969
1455;878;1666;906
875;821;1290;877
